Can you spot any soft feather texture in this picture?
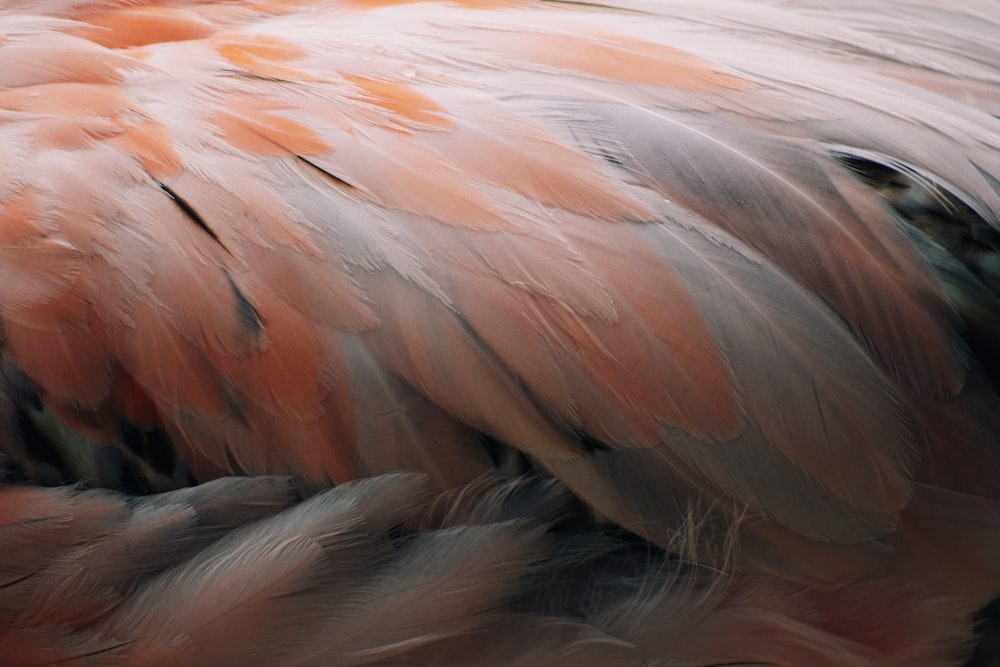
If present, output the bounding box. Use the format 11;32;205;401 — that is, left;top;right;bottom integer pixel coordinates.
0;473;981;667
1;0;1000;665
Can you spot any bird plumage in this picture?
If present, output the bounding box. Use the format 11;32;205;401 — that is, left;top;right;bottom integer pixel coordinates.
1;0;1000;664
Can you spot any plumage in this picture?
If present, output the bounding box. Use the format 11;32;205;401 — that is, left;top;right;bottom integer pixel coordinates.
1;0;1000;664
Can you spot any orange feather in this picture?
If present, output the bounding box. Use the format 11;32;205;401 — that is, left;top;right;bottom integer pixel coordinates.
1;1;1000;665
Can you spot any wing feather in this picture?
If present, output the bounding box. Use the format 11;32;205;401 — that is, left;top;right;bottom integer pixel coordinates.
2;0;1000;619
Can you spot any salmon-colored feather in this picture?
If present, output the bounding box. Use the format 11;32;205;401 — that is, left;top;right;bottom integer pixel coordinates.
2;0;1000;665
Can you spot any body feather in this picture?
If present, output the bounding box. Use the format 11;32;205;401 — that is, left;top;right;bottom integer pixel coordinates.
1;0;1000;664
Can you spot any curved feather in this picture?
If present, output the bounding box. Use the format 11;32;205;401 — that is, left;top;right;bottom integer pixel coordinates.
1;4;1000;665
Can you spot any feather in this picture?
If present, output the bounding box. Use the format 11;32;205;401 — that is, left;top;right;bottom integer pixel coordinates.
2;1;1000;665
